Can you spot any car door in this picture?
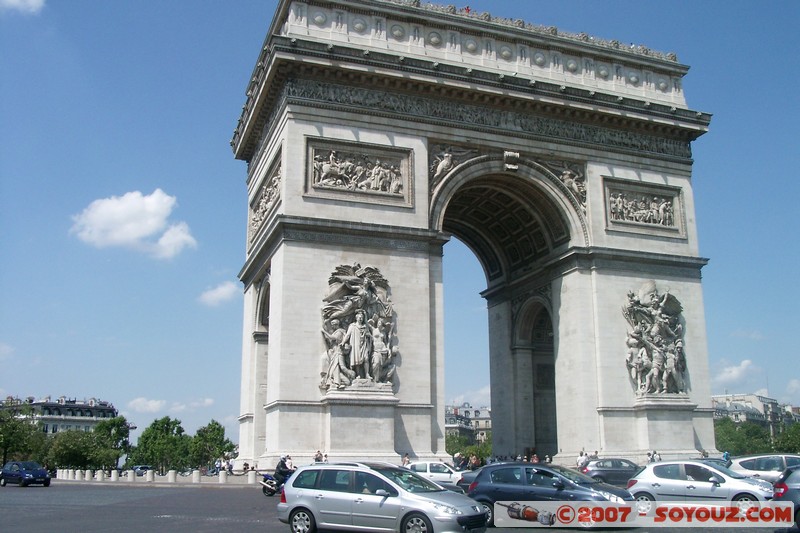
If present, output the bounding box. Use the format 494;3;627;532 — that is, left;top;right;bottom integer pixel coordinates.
483;466;525;503
643;464;687;501
6;463;21;485
612;459;638;486
429;462;457;483
314;469;354;529
524;467;561;501
351;472;403;531
684;464;728;502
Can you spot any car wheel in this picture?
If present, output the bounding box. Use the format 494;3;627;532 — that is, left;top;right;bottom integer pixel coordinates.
732;493;757;514
594;476;605;483
401;512;433;533
0;478;6;487
44;479;51;487
289;508;316;533
480;501;494;527
20;480;29;487
634;492;654;514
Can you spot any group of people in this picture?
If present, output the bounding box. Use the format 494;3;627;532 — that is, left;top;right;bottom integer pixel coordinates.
453;452;483;470
576;450;600;468
646;450;662;463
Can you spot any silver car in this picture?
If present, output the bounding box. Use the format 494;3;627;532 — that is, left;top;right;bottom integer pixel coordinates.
277;461;487;533
729;454;800;483
627;460;773;512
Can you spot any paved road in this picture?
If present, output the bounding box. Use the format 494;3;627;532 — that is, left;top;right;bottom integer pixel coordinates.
0;481;796;533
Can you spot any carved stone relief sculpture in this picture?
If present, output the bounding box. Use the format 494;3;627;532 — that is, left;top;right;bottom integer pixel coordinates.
248;163;281;243
307;139;412;207
622;280;688;395
319;263;398;392
604;178;684;238
428;143;480;191
609;191;674;226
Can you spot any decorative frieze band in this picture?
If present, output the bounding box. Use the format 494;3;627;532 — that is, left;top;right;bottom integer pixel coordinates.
284;78;692;159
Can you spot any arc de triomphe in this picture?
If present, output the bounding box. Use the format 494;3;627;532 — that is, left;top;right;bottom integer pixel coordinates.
232;0;715;468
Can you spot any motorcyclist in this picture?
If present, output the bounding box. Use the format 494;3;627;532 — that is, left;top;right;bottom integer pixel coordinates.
274;454;295;486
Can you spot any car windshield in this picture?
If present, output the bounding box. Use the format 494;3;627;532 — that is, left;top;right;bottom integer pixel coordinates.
374;466;447;492
701;463;748;479
546;465;599;484
20;461;42;469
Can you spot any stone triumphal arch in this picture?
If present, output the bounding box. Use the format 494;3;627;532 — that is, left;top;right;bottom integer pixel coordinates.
232;0;715;468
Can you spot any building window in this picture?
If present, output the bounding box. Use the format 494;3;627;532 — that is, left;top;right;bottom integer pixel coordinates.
42;424;49;433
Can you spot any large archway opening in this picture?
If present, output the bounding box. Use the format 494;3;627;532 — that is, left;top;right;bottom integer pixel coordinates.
440;169;574;459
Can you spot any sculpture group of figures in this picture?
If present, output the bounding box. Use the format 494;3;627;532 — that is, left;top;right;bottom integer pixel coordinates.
249;167;281;242
609;192;674;226
622;280;688;395
313;149;404;195
319;263;398;391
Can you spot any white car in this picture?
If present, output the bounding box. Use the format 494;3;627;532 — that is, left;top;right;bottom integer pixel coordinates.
729;454;800;483
407;461;464;484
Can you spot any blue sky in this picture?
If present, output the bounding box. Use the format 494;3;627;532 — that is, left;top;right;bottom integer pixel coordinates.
2;0;798;444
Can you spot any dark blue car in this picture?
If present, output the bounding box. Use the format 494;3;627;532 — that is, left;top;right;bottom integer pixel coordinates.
0;461;51;487
467;462;633;526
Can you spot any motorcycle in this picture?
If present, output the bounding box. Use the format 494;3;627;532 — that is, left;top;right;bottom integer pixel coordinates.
260;473;280;496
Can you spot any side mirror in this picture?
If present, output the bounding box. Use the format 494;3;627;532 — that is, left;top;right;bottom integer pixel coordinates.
375;489;393;497
709;475;722;485
552;479;565;489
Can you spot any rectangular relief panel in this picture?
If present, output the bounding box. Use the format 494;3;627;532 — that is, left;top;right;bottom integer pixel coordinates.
248;153;282;248
305;138;413;208
603;177;686;239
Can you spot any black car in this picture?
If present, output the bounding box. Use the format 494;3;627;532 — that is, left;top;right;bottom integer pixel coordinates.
773;465;800;529
455;466;483;493
580;458;640;486
0;461;51;487
467;462;633;526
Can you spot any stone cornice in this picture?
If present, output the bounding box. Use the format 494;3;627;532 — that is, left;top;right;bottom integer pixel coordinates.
238;214;447;287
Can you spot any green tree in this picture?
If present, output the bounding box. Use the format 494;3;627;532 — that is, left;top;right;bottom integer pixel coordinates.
189;419;235;469
714;418;772;456
93;416;132;469
47;430;97;469
774;423;800;453
129;417;191;474
0;405;39;464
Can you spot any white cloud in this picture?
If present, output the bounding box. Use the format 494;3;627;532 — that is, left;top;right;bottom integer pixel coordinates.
70;189;196;259
730;329;764;341
0;342;13;361
0;0;44;14
712;359;756;388
787;379;800;395
198;281;239;306
127;397;166;413
169;397;215;414
448;385;491;408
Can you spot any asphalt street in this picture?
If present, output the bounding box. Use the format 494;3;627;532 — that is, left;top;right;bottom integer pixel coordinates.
0;481;796;533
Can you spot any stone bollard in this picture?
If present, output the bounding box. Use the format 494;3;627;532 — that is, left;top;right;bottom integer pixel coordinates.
192;470;201;484
146;470;155;482
219;470;227;484
85;469;93;481
247;470;257;484
127;470;135;482
75;470;84;481
111;470;119;482
66;469;74;480
97;470;106;481
56;468;62;480
167;470;177;483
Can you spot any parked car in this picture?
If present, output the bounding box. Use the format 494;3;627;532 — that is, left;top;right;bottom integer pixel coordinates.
467;462;633;527
407;461;464;484
0;461;51;487
627;460;773;513
729;454;800;483
277;461;487;533
772;465;800;529
132;465;154;476
580;458;639;486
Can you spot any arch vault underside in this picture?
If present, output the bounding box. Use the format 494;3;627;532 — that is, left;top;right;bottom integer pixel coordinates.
231;0;716;468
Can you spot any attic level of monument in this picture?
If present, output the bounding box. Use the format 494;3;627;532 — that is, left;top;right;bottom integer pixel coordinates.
231;2;711;163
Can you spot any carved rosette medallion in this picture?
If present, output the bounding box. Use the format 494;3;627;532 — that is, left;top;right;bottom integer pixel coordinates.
622;280;689;396
319;263;398;393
